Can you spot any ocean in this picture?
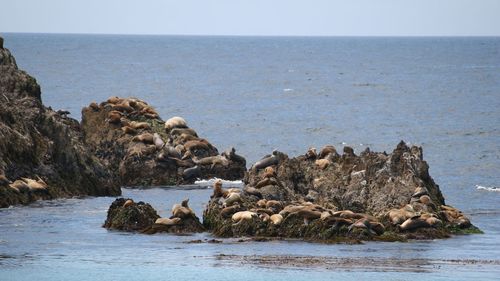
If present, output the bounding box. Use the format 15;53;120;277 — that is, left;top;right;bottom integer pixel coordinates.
1;33;499;280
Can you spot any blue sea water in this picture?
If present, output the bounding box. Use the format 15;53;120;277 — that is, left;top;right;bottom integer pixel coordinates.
0;34;499;280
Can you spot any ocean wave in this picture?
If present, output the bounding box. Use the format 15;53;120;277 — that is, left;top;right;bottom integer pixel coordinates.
194;178;244;188
476;185;500;192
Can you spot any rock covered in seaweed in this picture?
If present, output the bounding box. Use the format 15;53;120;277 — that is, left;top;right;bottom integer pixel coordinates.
203;142;478;241
0;37;120;208
103;198;204;234
81;97;246;186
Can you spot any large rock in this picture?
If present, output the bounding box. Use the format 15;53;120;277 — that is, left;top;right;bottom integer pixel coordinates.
203;142;479;242
0;38;120;208
81;98;246;186
103;198;204;234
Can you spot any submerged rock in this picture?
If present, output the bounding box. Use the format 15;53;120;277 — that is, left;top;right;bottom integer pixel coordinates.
0;37;120;208
81;98;246;186
203;142;479;242
103;198;204;234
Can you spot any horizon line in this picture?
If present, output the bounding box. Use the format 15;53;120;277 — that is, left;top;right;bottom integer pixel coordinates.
2;31;500;38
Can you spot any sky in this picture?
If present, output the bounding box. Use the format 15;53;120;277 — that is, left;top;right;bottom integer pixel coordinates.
1;0;499;36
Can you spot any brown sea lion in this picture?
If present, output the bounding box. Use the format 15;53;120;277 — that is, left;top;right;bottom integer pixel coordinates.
107;111;123;124
122;126;137;135
107;96;123;104
9;180;30;193
172;199;194;219
112;102;134;113
223;192;242;207
89;102;99;111
212;180;228;198
262;166;276;178
21;177;48;191
184;140;211;152
170;128;198;137
265;200;282;210
419;195;432;205
305;147;317;160
220;204;242;218
243;186;262;198
270;214;283;225
349;218;385;235
256;199;267;208
193;155;229;169
319;145;337;159
254;177;278;189
129;121;151;130
132;133;155;144
315;158;330;170
399;216;430;231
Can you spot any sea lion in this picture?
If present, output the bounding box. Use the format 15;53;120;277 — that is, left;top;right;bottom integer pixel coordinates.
112;102;134;113
399;216;430;231
223;192;242;207
254;177;278;189
129;121;151;130
412;186;429;198
251;151;279;170
107;111;123;124
319;145;337;159
169;128;198;138
232;211;257;223
221;147;246;165
165;116;188;131
315;159;330;170
155;217;181;226
178;133;199;143
243;186;262;198
121;126;137;135
349;218;385;235
265;200;282;210
9;180;30;193
182;165;201;180
153;133;165;149
172;199;194;219
256;199;267;208
249;208;274;216
123;199;134;208
331;210;365;220
21;177;48;191
270;214;283;225
183;140;211;152
132;133;155;144
89;102;99;111
193;155;229;169
212;180;228;198
163;145;182;159
262;166;276;178
259;213;270;222
107;96;123;104
305;147;317;160
220;204;242;218
419;195;431;205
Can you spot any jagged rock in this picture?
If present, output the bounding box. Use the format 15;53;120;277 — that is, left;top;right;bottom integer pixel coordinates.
81;98;246;186
203;142;479;242
103;198;205;234
103;198;160;231
0;37;120;208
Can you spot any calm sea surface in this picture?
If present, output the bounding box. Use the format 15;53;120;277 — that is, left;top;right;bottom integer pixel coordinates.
1;34;499;280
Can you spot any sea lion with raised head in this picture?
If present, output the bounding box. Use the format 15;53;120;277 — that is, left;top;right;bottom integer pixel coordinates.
305;147;317;160
123;199;134;208
251;151;279;171
172;199;194;219
212;180;228;198
318;145;338;159
221;147;246;165
153;133;165;149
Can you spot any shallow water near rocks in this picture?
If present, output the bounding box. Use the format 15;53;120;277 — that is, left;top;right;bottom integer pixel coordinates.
1;34;500;280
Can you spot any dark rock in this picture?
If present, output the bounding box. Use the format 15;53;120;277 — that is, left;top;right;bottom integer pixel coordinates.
103;198;159;231
0;41;120;208
81;97;246;186
203;142;478;242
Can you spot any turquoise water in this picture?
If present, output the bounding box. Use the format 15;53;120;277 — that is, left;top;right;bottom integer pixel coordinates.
1;34;499;280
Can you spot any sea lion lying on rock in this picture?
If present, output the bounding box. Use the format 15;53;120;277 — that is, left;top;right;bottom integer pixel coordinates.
251;151;279;170
232;211;257;223
172;199;195;219
165;116;188;131
155;217;182;226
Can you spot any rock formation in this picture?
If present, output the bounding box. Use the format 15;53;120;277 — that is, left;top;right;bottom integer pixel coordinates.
81;98;246;186
0;37;120;208
103;198;204;234
203;142;479;241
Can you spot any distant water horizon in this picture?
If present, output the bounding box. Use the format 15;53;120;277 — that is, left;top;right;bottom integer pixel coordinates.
1;33;499;280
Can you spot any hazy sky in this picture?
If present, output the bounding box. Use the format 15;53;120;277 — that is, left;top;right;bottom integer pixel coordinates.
1;0;499;36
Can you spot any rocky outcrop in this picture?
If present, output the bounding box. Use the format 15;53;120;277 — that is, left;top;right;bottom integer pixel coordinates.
203;142;479;242
0;37;120;208
103;198;204;234
81;98;246;186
